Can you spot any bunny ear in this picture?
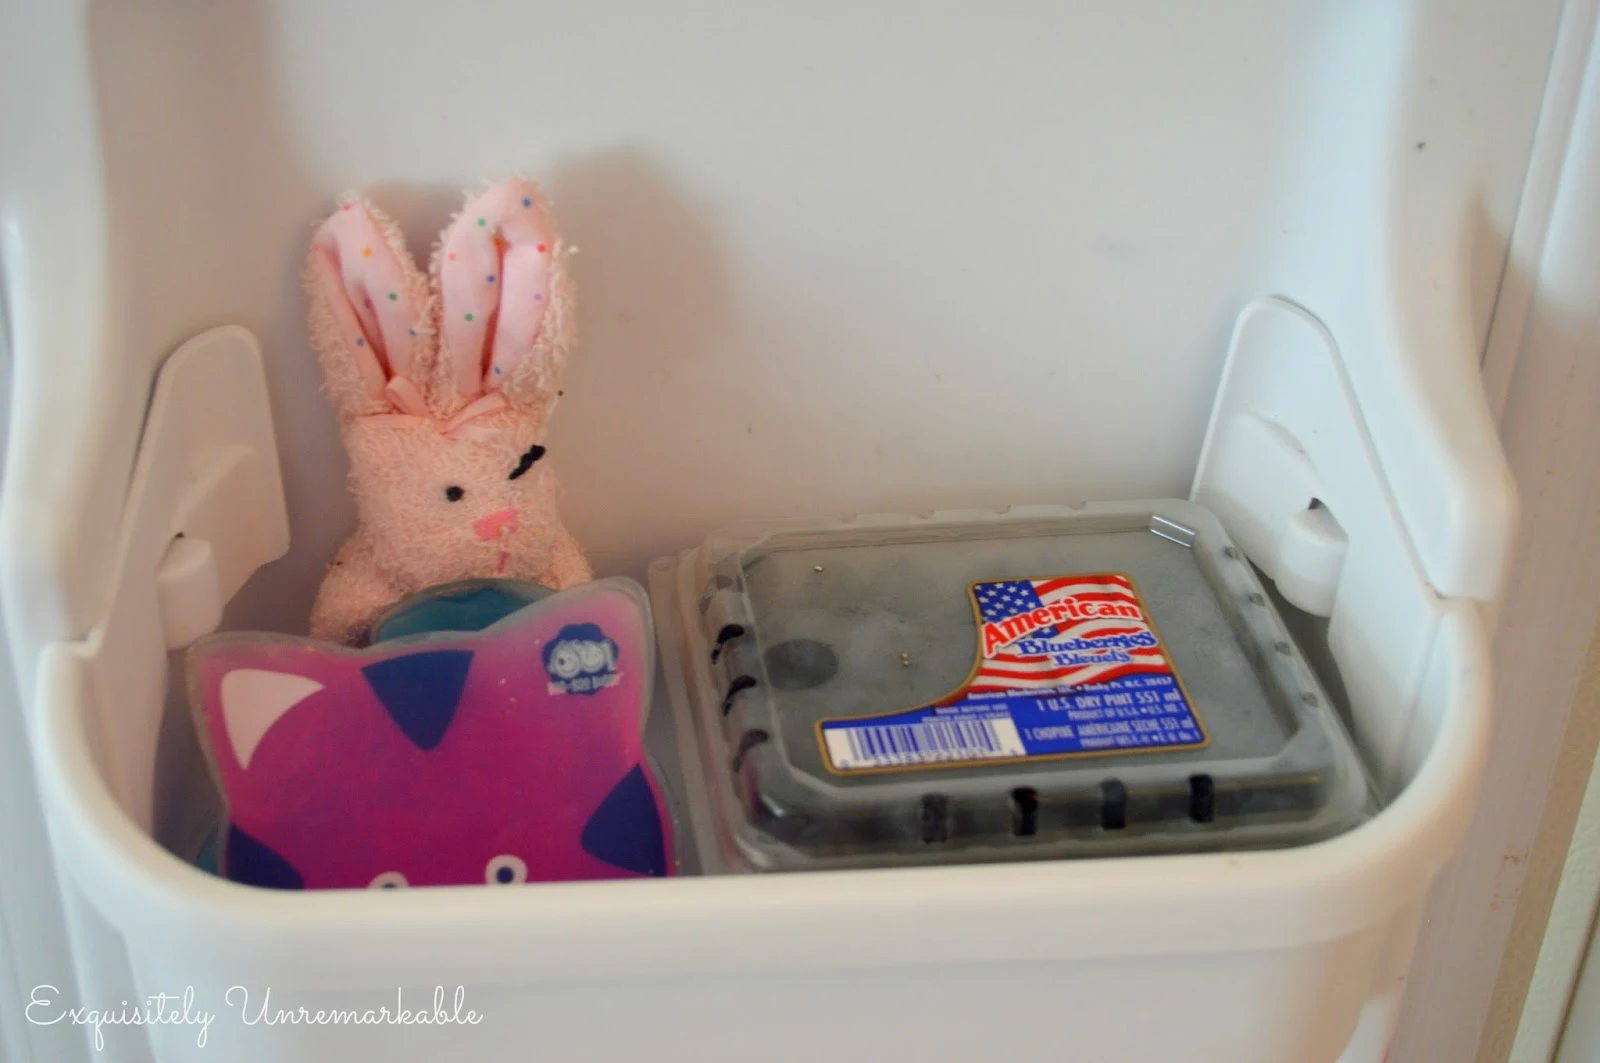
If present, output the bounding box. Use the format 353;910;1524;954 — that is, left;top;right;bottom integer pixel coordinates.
305;197;430;419
433;179;572;410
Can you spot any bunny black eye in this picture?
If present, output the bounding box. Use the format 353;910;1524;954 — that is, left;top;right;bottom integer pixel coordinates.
508;445;546;481
444;485;465;502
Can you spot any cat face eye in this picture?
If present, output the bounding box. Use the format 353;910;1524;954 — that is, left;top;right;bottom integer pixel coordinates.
508;445;546;481
485;854;528;885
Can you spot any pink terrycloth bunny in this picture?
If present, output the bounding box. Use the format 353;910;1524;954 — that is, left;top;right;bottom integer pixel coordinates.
306;179;591;643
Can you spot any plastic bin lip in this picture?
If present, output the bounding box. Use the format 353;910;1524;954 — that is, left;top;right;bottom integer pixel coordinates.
33;603;1489;984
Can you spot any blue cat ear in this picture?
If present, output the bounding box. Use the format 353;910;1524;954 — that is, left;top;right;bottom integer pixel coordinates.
581;765;668;877
362;650;474;750
226;826;303;890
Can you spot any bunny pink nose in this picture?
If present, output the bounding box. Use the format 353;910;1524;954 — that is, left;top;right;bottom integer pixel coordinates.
472;508;519;541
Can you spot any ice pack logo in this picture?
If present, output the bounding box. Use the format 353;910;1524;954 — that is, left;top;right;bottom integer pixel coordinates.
543;623;620;695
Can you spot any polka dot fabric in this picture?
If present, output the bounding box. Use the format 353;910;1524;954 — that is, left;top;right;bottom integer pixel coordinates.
435;182;561;403
308;199;430;411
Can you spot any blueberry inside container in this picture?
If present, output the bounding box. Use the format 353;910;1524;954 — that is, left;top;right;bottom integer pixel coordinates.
653;500;1376;872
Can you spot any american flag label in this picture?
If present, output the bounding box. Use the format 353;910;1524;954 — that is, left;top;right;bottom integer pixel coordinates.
819;572;1206;774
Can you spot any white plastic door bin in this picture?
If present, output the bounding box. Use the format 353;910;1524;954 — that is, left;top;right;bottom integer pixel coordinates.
1;2;1553;1061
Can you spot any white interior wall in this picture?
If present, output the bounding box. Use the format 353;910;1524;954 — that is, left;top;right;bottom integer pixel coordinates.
67;0;1550;638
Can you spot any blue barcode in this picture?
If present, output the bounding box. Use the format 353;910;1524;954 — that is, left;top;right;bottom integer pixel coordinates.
824;717;1025;771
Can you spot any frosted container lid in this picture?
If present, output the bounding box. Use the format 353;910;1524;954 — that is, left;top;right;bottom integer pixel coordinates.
653;500;1376;872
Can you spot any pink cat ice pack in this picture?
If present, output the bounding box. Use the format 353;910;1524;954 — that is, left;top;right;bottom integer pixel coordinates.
187;578;673;889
